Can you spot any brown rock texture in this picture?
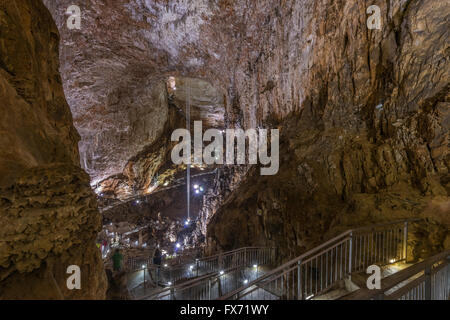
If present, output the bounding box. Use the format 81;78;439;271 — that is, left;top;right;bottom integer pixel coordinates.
0;0;106;299
206;0;449;260
41;0;448;260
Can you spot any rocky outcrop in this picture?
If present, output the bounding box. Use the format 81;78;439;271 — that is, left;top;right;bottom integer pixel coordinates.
0;0;106;299
0;164;106;299
43;0;227;185
41;0;448;261
207;0;449;260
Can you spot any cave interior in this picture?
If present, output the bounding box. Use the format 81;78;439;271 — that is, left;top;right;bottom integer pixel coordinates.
0;0;448;300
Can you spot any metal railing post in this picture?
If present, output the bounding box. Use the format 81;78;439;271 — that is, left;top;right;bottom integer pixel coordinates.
208;279;211;300
196;259;199;277
156;266;159;286
297;260;302;300
425;265;432;300
404;221;409;262
447;255;450;300
143;267;146;294
348;232;353;279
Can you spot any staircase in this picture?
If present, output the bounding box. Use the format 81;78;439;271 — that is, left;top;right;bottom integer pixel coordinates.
127;218;450;300
219;218;450;301
340;251;450;300
128;247;276;299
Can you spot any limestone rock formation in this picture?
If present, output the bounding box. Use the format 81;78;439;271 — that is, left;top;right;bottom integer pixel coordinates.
207;0;449;260
41;0;448;262
0;0;106;299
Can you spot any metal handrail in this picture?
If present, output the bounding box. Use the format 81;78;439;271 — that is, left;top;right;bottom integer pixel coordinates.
137;247;276;300
341;250;450;300
141;266;244;300
137;270;218;300
127;246;276;299
220;218;421;300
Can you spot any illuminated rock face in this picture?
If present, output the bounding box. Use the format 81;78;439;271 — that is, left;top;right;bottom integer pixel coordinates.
0;1;106;299
42;0;448;259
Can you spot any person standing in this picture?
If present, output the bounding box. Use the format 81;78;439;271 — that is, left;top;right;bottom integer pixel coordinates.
153;246;162;285
112;249;123;272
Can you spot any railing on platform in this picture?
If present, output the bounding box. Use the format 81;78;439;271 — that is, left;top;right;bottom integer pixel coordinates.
127;246;275;284
137;247;276;300
220;219;421;300
342;250;450;300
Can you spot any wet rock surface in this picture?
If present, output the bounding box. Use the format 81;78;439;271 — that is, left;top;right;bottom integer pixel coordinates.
0;0;106;299
26;0;450;276
205;0;449;260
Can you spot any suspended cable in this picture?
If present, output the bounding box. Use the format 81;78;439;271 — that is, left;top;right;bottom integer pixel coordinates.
186;78;191;222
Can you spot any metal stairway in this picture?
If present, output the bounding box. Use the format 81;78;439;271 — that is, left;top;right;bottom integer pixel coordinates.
128;247;276;299
219;218;450;300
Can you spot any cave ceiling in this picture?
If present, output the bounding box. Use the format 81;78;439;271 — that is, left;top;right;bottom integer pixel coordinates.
42;0;449;196
43;0;237;185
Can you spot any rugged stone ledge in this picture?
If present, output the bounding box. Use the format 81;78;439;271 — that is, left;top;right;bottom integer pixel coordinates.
0;0;106;299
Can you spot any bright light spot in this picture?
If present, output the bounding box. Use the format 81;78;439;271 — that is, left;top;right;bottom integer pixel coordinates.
176;243;181;249
142;265;146;269
135;200;140;204
163;181;169;186
195;190;200;194
390;259;395;264
168;282;172;286
164;264;168;267
219;270;224;275
193;184;199;189
168;76;176;91
253;264;258;268
199;186;204;192
243;279;248;284
306;294;314;300
146;184;157;194
189;265;194;270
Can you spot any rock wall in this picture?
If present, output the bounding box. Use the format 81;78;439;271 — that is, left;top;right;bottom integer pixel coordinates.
0;0;106;299
207;0;449;260
39;0;448;261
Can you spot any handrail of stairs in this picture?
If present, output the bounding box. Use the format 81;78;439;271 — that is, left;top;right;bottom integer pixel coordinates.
132;247;276;299
341;249;450;300
128;246;275;283
140;265;247;300
220;218;422;300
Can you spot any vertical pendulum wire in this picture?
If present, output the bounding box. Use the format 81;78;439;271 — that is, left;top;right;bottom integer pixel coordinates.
186;79;191;221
